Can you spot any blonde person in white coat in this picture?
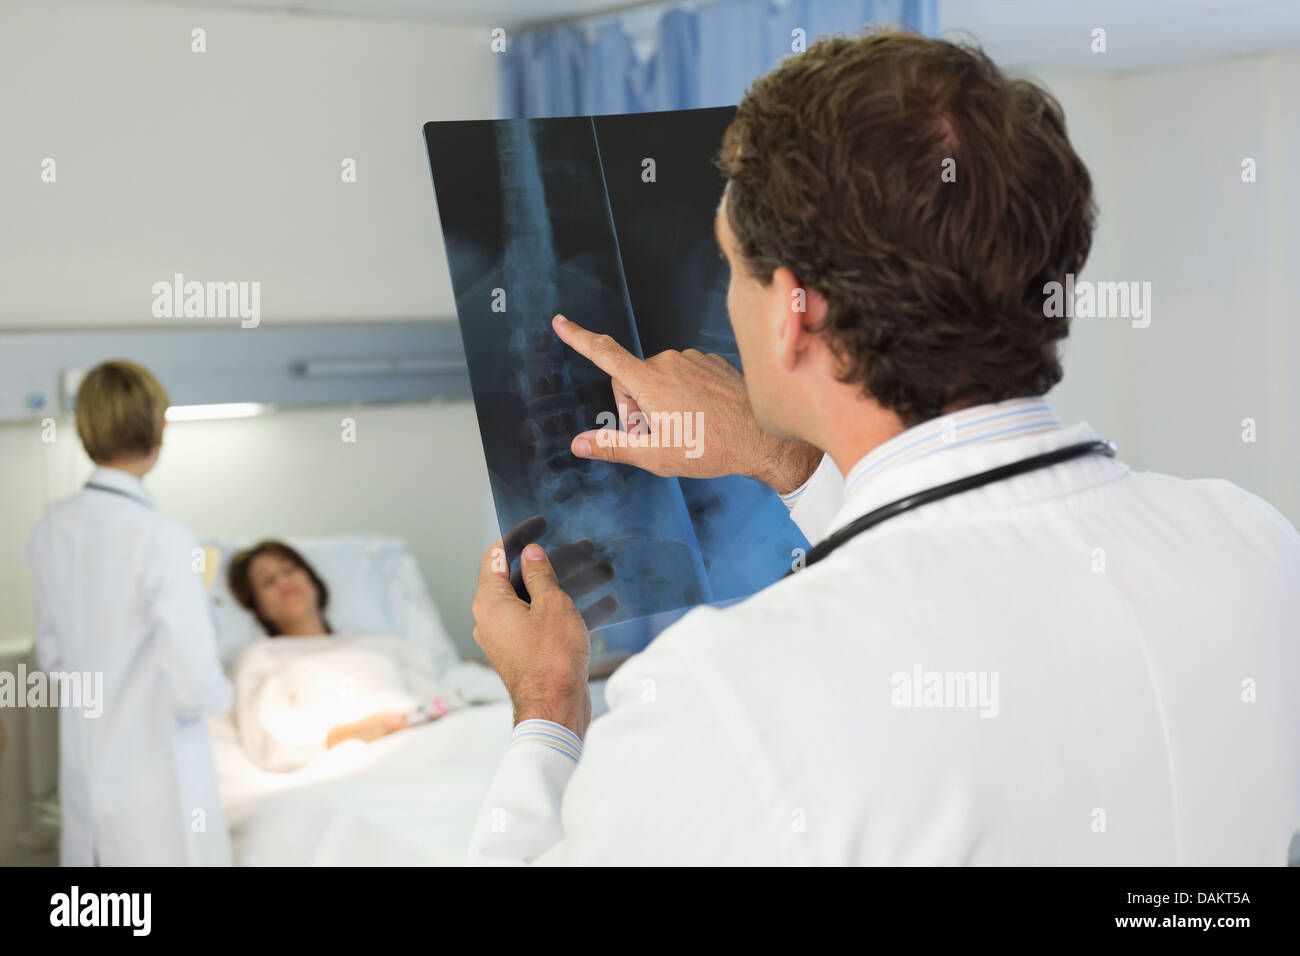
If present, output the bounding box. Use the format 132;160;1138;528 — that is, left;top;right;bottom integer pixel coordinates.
466;33;1300;865
28;360;232;866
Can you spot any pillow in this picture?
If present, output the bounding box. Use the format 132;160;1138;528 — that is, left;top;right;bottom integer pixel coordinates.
204;535;458;671
387;549;460;676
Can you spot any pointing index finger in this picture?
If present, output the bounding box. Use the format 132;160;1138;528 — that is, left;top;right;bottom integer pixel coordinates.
552;314;643;385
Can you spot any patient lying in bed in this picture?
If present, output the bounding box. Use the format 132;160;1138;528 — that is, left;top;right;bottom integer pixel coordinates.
227;540;501;772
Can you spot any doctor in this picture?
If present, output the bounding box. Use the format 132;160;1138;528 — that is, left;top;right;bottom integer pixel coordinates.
466;31;1300;865
28;360;232;866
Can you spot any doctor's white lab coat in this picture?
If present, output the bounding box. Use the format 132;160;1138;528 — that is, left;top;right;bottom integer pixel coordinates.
28;465;233;866
467;412;1300;865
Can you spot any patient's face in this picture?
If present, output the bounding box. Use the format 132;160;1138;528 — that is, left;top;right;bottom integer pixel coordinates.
248;553;320;632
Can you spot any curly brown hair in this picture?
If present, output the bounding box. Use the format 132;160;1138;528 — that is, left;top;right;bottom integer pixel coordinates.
715;29;1096;427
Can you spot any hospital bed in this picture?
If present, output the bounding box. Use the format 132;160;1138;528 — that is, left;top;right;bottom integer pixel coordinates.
203;535;607;866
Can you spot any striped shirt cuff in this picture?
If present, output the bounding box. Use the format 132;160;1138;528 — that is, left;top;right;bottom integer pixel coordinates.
778;478;811;508
511;719;583;763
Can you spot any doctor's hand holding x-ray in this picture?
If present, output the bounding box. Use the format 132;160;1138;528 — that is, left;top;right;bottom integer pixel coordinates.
471;313;816;740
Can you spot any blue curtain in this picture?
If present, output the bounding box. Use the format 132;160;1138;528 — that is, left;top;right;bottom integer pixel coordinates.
500;0;940;118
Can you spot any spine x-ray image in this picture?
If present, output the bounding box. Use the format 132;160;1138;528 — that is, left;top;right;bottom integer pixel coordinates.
423;106;809;659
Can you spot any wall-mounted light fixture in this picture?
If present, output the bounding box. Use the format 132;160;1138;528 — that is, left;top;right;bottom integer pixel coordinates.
165;403;272;422
1;322;470;423
294;355;464;378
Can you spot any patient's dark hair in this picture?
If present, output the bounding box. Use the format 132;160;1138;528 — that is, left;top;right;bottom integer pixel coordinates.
715;29;1096;427
227;540;332;637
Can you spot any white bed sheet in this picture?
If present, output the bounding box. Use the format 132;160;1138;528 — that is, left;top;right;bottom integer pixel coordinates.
211;679;610;866
211;702;513;866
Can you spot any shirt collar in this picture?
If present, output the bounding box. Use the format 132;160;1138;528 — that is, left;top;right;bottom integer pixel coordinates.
842;396;1062;498
86;465;157;509
821;398;1125;543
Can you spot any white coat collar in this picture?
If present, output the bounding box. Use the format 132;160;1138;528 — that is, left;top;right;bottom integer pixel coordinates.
86;465;157;509
823;398;1127;542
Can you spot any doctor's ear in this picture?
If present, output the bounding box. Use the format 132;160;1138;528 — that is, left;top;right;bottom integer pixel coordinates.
772;266;826;370
785;270;828;321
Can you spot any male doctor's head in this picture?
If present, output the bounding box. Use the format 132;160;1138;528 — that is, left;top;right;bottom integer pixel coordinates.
713;30;1096;449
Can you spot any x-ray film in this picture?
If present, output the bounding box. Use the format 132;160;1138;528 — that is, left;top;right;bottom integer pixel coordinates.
423;106;809;659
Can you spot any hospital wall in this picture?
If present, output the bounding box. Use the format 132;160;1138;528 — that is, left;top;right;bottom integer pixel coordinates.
1044;53;1300;527
0;0;498;327
0;0;501;655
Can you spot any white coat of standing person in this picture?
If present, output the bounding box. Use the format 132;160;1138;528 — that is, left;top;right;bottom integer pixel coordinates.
28;359;233;866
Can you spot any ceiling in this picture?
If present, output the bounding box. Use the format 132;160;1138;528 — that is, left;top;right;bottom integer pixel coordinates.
86;0;1300;68
89;0;651;30
945;0;1300;72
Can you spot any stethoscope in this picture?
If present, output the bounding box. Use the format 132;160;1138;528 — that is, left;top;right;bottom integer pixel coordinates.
788;439;1117;575
85;481;154;508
